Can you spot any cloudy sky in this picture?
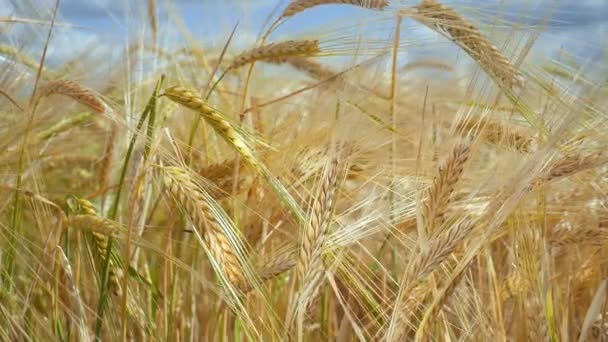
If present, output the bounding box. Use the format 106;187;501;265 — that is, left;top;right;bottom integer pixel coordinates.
1;0;607;65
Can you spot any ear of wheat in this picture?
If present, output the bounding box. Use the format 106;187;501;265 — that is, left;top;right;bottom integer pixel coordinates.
288;154;342;334
546;152;606;182
281;0;389;18
228;40;321;71
268;56;336;81
411;0;523;89
38;79;106;113
160;166;247;289
163;86;307;226
423;142;470;233
0;44;51;75
55;246;90;342
390;220;475;339
66;198;123;296
456;117;533;152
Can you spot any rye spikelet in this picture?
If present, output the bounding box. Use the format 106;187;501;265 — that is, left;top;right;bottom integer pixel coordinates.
161;166;245;289
281;0;389;18
423;142;470;232
38;79;105;113
66;198;123;296
411;0;523;89
227;40;321;71
163;86;307;225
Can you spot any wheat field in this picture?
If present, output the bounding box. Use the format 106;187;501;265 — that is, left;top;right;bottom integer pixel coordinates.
1;0;608;340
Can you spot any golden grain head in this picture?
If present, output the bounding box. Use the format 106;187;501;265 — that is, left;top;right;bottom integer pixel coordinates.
228;40;321;71
281;0;389;18
38;79;106;113
412;0;524;89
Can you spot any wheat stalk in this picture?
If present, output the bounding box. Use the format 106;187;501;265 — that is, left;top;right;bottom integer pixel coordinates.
423;143;470;233
281;0;388;18
38;79;105;113
227;40;321;71
410;0;523;89
161;166;246;289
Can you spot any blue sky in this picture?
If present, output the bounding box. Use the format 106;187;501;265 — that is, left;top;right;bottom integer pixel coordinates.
1;0;607;66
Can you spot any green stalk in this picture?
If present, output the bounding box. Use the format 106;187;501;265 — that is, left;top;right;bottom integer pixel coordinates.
94;76;164;340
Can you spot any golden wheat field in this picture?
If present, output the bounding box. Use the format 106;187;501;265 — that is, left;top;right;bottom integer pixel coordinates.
1;0;608;340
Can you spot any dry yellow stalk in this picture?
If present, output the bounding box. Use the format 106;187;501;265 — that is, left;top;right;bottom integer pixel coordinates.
161;166;245;289
281;0;388;18
227;40;321;71
38;80;105;113
411;0;523;89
